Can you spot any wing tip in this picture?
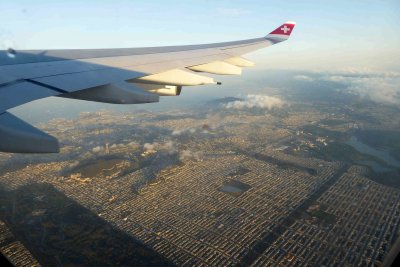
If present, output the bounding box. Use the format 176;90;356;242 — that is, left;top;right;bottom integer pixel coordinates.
266;21;297;41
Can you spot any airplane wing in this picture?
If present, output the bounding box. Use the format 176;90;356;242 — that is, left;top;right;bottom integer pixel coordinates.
0;21;296;153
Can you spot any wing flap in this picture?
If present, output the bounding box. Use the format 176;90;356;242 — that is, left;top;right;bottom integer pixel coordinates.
130;83;182;96
188;61;242;75
133;69;217;86
224;57;255;67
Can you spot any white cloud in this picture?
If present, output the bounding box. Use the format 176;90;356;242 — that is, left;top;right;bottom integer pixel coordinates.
143;142;157;153
348;76;400;105
172;115;224;136
294;75;314;82
172;128;197;136
179;150;203;161
321;75;349;83
205;113;223;129
143;140;177;154
143;140;203;161
224;94;285;110
92;146;103;153
127;141;139;147
163;140;177;154
318;70;400;105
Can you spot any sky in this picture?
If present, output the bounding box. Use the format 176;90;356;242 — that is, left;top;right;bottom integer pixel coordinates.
1;0;399;71
1;0;400;122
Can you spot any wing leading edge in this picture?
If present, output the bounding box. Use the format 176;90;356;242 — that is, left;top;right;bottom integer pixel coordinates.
0;21;296;153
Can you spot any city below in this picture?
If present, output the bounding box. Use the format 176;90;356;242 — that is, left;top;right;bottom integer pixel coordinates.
1;70;400;266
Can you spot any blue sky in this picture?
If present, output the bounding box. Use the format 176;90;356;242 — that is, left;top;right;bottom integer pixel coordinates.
1;0;399;71
2;0;400;121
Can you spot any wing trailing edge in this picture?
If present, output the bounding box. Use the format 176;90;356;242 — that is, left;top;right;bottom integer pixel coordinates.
224;57;255;67
188;61;242;75
133;69;218;86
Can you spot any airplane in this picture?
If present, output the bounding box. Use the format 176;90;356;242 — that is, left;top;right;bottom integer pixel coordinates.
0;21;296;153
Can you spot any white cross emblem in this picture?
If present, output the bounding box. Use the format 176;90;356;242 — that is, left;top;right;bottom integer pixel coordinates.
281;25;290;34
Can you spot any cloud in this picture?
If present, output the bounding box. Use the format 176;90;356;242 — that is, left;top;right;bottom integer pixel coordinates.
92;146;103;153
163;140;177;154
143;142;157;153
172;128;197;136
142;140;203;161
318;70;400;105
321;75;349;83
172;115;224;136
223;94;285;110
327;68;400;78
347;76;400;105
205;113;223;129
179;150;203;161
143;140;177;154
127;141;139;147
294;75;314;82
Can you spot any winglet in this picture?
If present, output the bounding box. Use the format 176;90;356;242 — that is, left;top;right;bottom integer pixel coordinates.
266;21;296;42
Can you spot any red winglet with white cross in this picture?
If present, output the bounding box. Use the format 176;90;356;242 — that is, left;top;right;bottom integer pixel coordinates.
267;21;296;40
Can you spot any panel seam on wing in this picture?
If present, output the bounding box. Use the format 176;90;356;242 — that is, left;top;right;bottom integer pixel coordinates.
25;79;69;94
220;40;268;50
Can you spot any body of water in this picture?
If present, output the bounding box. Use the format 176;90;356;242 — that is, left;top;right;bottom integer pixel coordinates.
218;180;251;196
346;136;400;172
73;158;127;177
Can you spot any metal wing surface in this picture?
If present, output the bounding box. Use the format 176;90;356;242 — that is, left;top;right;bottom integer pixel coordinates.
0;21;296;153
